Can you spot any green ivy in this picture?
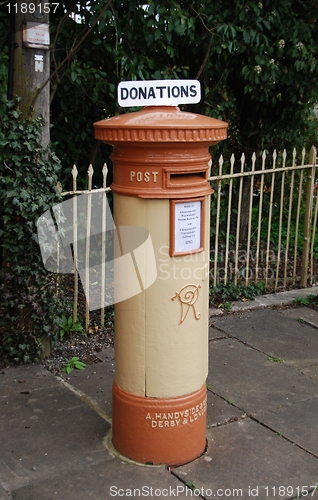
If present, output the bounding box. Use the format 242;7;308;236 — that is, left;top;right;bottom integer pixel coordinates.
0;100;64;364
210;281;266;305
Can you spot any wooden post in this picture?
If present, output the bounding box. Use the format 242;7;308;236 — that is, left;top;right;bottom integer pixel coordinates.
300;146;316;286
13;0;50;147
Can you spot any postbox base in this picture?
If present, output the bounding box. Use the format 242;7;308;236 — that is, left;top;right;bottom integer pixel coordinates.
112;381;207;466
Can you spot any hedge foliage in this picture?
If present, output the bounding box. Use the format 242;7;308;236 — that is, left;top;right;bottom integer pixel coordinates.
0;101;64;363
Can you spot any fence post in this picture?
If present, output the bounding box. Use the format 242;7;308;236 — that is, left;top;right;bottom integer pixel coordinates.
300;146;316;286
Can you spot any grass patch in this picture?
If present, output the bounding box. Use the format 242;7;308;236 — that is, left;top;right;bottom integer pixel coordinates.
268;356;284;363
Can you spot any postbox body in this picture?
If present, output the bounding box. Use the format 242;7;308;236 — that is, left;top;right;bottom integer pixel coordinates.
94;106;227;465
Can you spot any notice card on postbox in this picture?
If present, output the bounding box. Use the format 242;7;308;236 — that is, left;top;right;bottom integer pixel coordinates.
118;80;201;107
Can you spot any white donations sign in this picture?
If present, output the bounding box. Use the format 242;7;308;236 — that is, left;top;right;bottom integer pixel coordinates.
118;80;201;107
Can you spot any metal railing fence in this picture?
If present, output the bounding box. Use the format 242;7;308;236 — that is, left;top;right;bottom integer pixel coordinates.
57;163;111;330
208;146;317;290
58;146;318;328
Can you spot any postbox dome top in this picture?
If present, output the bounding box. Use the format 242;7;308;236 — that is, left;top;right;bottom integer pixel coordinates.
94;106;227;144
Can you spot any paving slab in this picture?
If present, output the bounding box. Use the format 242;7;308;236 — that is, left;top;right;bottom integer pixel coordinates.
0;367;112;497
207;338;318;414
280;306;318;329
95;346;115;363
11;459;191;500
174;418;318;500
301;364;318;380
0;364;61;398
63;347;114;419
211;308;318;370
209;326;227;341
206;391;245;428
0;485;10;500
254;397;318;457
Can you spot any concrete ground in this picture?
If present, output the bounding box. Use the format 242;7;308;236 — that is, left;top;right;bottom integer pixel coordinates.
1;287;318;499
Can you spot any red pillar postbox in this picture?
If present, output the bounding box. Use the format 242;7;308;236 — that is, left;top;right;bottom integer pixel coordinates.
94;106;227;465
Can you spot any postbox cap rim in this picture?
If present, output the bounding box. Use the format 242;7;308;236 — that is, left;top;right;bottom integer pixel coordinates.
94;106;228;144
94;106;228;131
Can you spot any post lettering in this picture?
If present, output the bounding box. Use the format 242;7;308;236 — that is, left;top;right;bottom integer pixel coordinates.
129;171;158;183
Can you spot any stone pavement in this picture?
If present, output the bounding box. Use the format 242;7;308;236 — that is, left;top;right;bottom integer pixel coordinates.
1;288;318;500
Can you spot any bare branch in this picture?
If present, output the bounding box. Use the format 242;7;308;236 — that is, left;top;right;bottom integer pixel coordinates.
196;36;212;80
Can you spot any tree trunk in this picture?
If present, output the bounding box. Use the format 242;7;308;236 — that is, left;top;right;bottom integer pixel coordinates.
13;0;50;147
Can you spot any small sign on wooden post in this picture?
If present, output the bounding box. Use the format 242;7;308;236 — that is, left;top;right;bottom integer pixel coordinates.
22;22;50;50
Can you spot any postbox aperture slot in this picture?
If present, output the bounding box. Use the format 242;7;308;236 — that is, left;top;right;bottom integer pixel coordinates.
166;171;207;188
